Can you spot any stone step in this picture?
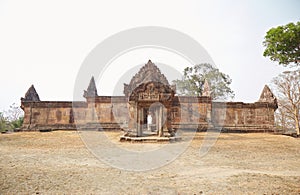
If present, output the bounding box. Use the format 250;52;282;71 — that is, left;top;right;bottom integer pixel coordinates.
78;122;122;130
120;135;182;143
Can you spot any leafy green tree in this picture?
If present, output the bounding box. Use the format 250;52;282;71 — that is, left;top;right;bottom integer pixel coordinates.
263;21;300;67
10;117;24;129
172;63;234;100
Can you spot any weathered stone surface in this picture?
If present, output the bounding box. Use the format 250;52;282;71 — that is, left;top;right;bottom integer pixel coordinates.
212;102;276;132
20;60;278;132
202;79;211;97
21;85;40;102
83;76;98;98
258;85;277;104
124;60;174;97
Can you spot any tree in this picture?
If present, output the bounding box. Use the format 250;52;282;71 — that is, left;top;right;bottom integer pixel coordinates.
5;103;23;122
0;112;9;133
0;103;24;132
263;21;300;67
10;117;23;129
272;70;300;136
172;63;234;100
275;101;297;133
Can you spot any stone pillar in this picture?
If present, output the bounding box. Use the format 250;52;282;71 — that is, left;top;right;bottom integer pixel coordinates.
137;107;143;137
128;102;135;130
140;108;144;136
158;106;163;137
155;107;159;133
87;102;97;123
135;104;138;136
166;107;171;133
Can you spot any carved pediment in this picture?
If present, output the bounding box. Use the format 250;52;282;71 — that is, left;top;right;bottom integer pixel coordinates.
129;82;174;102
258;85;277;104
138;91;159;101
202;79;211;97
21;85;40;102
124;60;170;97
83;76;98;98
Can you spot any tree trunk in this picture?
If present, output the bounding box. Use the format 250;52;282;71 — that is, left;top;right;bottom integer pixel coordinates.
294;108;300;136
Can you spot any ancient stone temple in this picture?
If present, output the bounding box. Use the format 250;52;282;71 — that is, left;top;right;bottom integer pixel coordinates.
21;60;278;134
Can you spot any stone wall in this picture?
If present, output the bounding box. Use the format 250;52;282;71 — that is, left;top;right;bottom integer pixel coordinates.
87;96;128;129
212;102;277;132
20;62;277;132
21;98;129;131
171;96;212;130
21;101;87;130
21;97;277;132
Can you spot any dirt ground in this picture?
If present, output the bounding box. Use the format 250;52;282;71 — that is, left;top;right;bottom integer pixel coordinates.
0;130;300;194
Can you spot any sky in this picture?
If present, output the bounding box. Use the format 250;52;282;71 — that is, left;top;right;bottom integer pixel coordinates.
0;0;299;111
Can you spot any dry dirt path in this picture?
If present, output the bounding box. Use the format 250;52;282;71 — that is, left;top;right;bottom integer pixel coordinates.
0;131;299;194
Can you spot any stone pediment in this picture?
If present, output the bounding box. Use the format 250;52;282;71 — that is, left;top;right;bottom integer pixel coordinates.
124;60;171;97
258;85;277;104
129;82;174;102
83;76;98;98
21;85;40;102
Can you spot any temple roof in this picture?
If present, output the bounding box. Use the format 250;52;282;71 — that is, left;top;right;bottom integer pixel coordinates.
83;76;98;98
124;60;170;95
202;79;211;97
258;85;277;104
21;85;40;102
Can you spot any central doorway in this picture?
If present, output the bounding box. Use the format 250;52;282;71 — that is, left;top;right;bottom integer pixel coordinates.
137;102;166;137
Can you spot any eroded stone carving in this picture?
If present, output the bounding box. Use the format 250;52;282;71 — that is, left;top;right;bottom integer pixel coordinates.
21;85;40;102
124;60;172;97
20;60;278;133
202;79;211;97
83;76;98;98
258;85;277;105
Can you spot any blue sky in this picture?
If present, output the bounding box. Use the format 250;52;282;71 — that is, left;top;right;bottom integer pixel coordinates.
0;0;299;111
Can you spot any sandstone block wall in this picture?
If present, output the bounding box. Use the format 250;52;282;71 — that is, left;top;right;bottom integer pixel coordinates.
171;96;211;130
212;102;276;132
21;101;87;130
21;98;277;132
20;63;277;132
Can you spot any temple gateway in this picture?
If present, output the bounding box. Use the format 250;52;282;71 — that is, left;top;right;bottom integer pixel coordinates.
21;60;278;136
